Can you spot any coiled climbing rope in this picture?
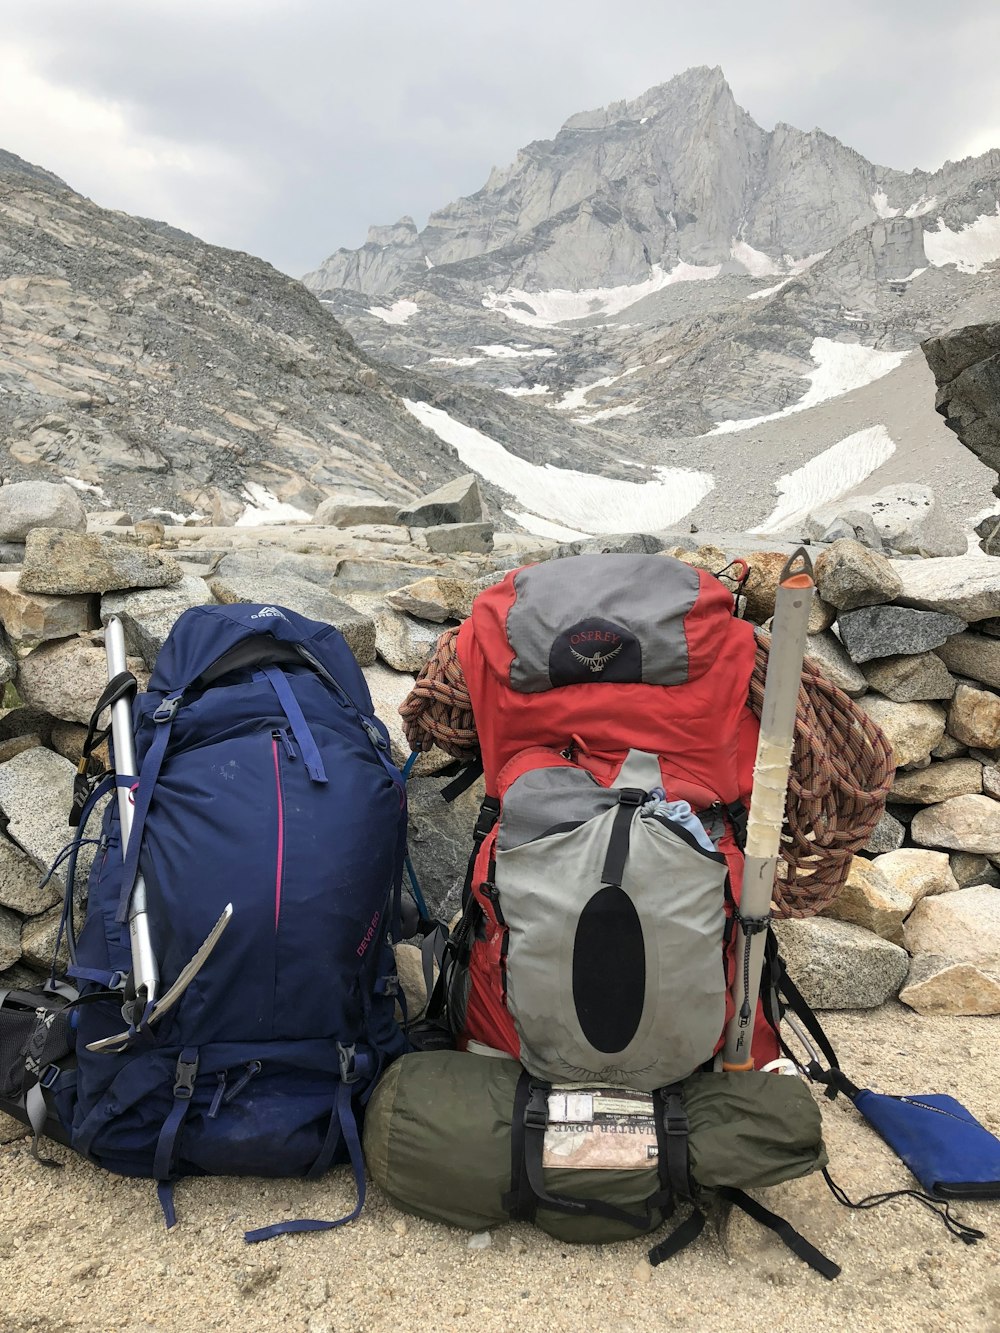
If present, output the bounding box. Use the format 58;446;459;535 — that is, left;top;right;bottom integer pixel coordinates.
400;622;895;918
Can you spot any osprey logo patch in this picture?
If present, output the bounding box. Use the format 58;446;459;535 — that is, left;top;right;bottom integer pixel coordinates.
549;617;640;686
569;634;624;673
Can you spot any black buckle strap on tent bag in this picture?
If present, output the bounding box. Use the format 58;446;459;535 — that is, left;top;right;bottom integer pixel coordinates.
505;1075;655;1231
717;1187;841;1280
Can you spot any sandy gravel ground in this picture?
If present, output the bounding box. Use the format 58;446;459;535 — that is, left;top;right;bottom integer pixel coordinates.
1;1006;998;1333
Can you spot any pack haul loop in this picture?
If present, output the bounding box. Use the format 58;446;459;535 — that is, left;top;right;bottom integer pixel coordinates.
722;548;814;1072
97;617;232;1047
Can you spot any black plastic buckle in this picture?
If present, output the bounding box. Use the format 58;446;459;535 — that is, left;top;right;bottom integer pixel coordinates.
338;1042;359;1084
473;797;501;841
173;1055;199;1100
153;696;181;724
663;1095;688;1137
524;1084;550;1131
736;911;771;936
618;788;645;807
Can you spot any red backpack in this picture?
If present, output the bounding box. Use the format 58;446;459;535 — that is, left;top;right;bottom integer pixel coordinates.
444;552;781;1082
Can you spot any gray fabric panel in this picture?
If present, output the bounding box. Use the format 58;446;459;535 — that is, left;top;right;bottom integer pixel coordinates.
507;555;699;693
495;756;728;1091
497;764;616;851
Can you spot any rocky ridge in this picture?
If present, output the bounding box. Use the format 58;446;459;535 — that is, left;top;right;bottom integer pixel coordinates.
0;482;998;1020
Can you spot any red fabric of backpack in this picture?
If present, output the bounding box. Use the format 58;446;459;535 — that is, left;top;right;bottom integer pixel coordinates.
449;552;781;1082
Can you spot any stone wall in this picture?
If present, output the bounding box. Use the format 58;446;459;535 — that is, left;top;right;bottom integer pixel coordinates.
1;479;998;1018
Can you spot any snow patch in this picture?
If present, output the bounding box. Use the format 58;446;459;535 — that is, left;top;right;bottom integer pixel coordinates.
708;339;909;435
639;116;649;125
404;399;712;533
751;426;897;535
786;251;828;273
367;298;419;325
923;207;1000;274
905;195;938;218
482;260;721;329
576;404;642;425
235;483;312;527
730;240;782;277
424;256;434;269
889;267;927;283
62;475;106;501
747;278;792;301
150;508;208;525
500;385;550;397
427;355;485;367
474;344;557;358
871;190;900;219
554;376;619;412
505;509;591;541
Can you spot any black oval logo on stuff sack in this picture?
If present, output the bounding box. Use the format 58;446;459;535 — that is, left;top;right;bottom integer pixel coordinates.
572;885;646;1053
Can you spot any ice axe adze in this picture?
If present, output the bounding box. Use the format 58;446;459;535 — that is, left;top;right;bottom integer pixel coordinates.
722;548;814;1072
93;618;232;1050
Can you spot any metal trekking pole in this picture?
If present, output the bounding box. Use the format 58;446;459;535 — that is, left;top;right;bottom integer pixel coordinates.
105;617;160;1022
723;549;815;1072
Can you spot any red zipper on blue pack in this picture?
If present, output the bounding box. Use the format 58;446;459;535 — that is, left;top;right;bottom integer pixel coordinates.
271;729;296;930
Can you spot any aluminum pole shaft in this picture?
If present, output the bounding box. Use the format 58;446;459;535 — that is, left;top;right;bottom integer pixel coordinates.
722;551;814;1071
105;618;159;1014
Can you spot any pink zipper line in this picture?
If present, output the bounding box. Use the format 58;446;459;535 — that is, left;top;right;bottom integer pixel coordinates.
272;736;284;931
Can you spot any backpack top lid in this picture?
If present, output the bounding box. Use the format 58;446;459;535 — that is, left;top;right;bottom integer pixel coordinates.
473;554;747;693
145;602;373;712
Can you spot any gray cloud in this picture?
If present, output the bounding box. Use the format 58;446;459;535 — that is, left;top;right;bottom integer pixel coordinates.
3;0;998;276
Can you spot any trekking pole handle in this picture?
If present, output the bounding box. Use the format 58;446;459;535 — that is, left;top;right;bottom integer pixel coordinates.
723;550;814;1072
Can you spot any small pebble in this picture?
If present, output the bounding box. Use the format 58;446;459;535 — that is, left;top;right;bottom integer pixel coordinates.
391;1217;408;1237
467;1231;492;1250
632;1259;653;1284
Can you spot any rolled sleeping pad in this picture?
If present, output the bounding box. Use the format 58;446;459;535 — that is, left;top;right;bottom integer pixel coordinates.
364;1050;828;1245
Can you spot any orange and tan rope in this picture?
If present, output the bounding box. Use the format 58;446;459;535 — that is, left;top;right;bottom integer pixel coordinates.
400;626;894;918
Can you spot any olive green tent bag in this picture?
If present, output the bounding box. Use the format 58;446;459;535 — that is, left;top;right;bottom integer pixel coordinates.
364;1050;834;1272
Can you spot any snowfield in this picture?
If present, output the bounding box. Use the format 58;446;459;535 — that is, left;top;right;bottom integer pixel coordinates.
751;425;897;534
367;298;419;325
404;399;713;533
708;338;909;434
730;239;782;277
236;483;312;526
482;260;722;328
924;207;1000;274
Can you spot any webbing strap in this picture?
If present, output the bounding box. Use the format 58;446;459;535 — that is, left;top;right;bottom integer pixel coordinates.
244;1082;366;1242
153;1048;199;1229
440;757;484;802
518;1081;652;1230
657;1084;693;1204
718;1186;841;1279
115;694;180;924
260;665;327;783
25;1082;61;1168
648;1208;707;1266
601;789;644;889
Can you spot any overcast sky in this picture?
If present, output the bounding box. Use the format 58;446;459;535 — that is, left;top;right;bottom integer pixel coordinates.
3;0;998;278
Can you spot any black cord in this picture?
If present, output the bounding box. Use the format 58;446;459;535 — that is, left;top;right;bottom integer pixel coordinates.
822;1168;985;1245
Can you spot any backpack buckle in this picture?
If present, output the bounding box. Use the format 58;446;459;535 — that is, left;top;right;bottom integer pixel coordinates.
524;1083;550;1131
153;696;181;724
338;1042;359;1084
617;788;645;807
39;1064;60;1091
172;1055;199;1100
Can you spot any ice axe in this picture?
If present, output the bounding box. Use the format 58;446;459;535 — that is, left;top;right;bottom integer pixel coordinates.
96;618;232;1047
722;548;814;1072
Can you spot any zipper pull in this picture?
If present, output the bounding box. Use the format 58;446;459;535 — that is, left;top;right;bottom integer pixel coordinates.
208;1072;227;1119
224;1060;262;1104
272;729;296;760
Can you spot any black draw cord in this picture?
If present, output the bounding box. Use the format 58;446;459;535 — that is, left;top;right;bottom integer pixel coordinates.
821;1168;985;1245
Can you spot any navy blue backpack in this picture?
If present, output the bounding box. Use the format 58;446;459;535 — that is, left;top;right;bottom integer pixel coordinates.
24;603;408;1239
